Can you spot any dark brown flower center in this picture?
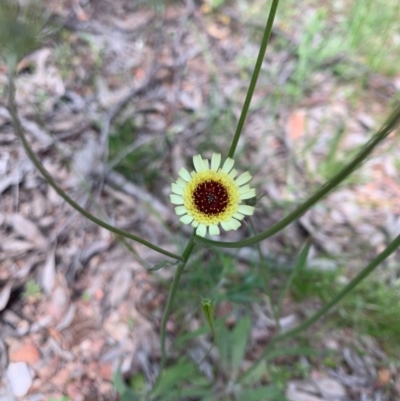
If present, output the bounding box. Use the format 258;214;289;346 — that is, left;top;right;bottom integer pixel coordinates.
193;180;229;215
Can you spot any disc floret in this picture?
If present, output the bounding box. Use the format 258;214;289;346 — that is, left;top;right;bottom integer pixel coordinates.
170;153;255;237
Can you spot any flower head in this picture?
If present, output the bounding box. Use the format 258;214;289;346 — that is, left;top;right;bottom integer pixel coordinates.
170;153;255;237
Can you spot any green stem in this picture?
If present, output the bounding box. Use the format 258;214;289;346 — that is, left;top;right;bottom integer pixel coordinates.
198;103;400;249
227;0;280;158
159;232;196;370
241;232;400;382
6;69;183;262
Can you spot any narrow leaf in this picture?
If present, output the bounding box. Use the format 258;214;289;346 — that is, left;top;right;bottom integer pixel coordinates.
240;360;268;385
237;385;284;401
151;360;195;397
277;240;311;320
231;315;252;377
215;321;230;371
265;346;320;361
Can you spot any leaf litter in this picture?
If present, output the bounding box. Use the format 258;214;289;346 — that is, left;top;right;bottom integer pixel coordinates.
0;0;399;400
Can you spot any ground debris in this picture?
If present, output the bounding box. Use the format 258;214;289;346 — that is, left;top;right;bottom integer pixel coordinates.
0;0;399;399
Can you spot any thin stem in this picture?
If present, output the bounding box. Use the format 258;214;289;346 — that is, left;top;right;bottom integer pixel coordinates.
227;0;280;158
241;232;400;382
159;231;196;370
197;103;400;249
6;69;183;262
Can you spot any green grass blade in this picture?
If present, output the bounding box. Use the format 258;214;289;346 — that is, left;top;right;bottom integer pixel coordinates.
230;315;252;378
237;385;285;401
276;240;311;323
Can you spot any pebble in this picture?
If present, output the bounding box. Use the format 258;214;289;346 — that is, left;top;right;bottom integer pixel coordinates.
0;381;16;401
286;382;324;401
6;362;33;397
314;377;346;399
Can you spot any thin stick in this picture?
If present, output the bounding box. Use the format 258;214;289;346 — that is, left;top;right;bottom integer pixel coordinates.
7;68;183;262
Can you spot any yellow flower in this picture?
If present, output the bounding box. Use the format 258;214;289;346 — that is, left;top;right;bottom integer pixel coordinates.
170;153;255;237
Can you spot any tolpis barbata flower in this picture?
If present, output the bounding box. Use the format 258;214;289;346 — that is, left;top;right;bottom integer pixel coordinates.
170;153;256;237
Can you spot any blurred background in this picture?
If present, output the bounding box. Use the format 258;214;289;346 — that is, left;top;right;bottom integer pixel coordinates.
1;0;400;400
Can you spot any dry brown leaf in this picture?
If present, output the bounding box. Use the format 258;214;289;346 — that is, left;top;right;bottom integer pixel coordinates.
286;109;306;142
9;342;41;366
40;247;56;295
207;24;229;40
1;239;35;253
377;368;391;386
20;118;53;148
66;135;102;187
109;269;132;307
8;213;47;249
0;340;7;377
0;281;13;311
0;172;25;195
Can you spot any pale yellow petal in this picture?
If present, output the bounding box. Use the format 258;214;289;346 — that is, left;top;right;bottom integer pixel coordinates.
211;153;221;171
235;172;252;186
178;167;191;182
222;158;234;173
192;220;199;228
193;155;203;172
176;177;186;187
196;224;207;237
238;205;254;215
171;183;183;195
175;206;187;215
209;224;220;236
202;158;210;170
180;215;193;224
227;218;241;230
228;169;238;179
170;194;184;205
239;185;251;195
240;189;256;200
233;212;245;220
221;221;233;231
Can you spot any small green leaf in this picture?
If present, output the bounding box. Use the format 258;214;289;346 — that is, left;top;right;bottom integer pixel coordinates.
129;373;146;393
151;360;195;397
240;360;268;385
22;279;42;299
201;298;215;337
148;260;179;271
112;370;127;395
112;370;139;400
